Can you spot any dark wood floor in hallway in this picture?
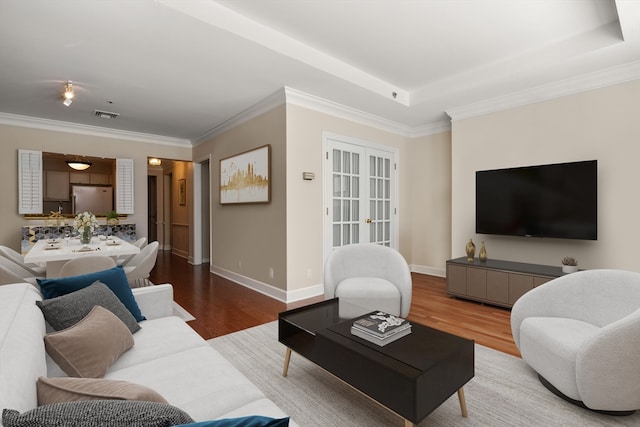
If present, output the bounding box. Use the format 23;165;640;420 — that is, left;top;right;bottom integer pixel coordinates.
149;250;520;357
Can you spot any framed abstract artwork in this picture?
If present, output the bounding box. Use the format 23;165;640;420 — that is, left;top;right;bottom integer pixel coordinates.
219;144;271;204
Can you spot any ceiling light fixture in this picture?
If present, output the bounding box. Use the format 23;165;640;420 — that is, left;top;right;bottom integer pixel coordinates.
66;159;92;171
62;81;74;107
148;158;162;166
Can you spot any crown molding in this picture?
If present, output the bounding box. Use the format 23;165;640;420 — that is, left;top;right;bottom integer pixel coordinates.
193;89;286;145
446;61;640;121
195;86;451;143
284;87;450;138
0;112;191;146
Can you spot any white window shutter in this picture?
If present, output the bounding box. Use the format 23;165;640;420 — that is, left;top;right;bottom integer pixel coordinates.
115;158;134;214
18;149;43;214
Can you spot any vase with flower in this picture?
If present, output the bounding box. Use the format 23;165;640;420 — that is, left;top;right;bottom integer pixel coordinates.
74;211;97;245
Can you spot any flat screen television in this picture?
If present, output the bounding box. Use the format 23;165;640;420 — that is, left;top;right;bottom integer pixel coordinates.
476;160;597;240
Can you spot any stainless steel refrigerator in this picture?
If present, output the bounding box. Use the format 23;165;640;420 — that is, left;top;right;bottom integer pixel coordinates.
71;185;114;215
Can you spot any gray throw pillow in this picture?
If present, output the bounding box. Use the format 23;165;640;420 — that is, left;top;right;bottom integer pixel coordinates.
2;400;194;427
36;281;140;333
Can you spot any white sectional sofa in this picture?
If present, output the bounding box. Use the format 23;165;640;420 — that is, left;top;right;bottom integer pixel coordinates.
0;282;294;425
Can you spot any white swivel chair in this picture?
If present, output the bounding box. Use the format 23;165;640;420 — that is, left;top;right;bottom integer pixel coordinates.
324;243;412;318
0;256;42;286
511;269;640;414
122;241;159;287
59;255;117;277
0;245;45;276
117;237;147;266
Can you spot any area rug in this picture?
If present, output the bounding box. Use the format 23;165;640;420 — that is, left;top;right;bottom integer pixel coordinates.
208;321;639;427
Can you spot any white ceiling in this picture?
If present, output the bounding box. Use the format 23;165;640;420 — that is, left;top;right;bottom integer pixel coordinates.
0;0;638;145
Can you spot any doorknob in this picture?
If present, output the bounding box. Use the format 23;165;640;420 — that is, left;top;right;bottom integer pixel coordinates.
365;218;372;224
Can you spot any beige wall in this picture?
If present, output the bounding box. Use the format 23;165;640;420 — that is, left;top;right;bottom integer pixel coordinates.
451;80;640;271
408;131;452;276
0;124;191;252
192;106;288;291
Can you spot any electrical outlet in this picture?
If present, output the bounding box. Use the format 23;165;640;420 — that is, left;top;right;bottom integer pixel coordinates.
237;260;242;270
306;268;312;279
268;267;274;279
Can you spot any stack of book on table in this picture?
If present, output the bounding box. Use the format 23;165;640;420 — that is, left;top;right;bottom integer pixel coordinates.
350;311;412;346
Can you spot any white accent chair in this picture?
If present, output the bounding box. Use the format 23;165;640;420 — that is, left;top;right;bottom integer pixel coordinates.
58;255;117;277
123;241;159;287
511;269;640;414
0;245;45;276
324;243;412;318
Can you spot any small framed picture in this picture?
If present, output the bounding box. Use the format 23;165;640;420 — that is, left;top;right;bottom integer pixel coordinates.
178;178;186;205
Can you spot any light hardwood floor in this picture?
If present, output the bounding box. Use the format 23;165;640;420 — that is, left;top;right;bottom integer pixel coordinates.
149;251;520;357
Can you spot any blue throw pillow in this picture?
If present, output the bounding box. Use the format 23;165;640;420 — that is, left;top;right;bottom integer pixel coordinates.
173;416;289;427
37;266;145;322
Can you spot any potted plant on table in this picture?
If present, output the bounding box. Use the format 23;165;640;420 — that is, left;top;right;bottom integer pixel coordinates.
106;210;119;225
561;256;578;273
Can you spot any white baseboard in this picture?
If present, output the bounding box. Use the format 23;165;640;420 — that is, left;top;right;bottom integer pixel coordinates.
210;265;324;303
410;264;446;278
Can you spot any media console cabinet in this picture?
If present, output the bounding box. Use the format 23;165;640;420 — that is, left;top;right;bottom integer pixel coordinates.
446;257;565;308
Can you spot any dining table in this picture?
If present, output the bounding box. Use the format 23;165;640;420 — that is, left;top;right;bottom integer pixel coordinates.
23;235;140;278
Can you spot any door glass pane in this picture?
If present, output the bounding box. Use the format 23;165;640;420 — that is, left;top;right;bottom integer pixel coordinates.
333;199;341;221
385;222;390;240
377;158;383;177
370;200;376;219
385;201;390;220
333;174;341;197
377;201;383;220
343;152;351;174
333;224;341;246
333;150;341;172
352;200;359;221
370;156;375;176
352;177;359;198
343;224;350;245
384;158;390;178
343;175;350;197
385;179;390;198
377;222;383;240
369;178;375;198
377;179;383;198
353;154;360;174
343;200;350;221
352;224;359;244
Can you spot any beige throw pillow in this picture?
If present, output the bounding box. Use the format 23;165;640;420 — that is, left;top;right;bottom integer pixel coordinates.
37;377;167;405
44;306;134;378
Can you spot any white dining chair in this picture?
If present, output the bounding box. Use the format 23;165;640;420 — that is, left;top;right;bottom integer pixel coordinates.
117;237;148;266
122;241;159;287
0;245;46;276
0;256;42;286
58;255;117;277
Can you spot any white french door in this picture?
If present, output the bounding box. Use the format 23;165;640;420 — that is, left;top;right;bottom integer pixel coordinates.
323;133;398;260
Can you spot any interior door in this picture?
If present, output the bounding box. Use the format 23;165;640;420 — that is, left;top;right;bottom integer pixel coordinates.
324;133;397;260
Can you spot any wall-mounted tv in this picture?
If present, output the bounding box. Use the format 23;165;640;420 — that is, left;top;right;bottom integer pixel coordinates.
476;160;597;240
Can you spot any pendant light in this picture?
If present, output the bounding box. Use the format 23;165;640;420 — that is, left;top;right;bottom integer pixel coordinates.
66;159;92;171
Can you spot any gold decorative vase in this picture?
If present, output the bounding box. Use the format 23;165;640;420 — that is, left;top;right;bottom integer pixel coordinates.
479;241;487;262
465;239;476;262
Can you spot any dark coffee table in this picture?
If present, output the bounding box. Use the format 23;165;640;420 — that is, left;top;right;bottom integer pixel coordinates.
278;299;474;426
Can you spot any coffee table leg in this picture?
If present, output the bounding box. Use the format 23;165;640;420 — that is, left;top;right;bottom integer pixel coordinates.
457;387;468;418
282;348;292;377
